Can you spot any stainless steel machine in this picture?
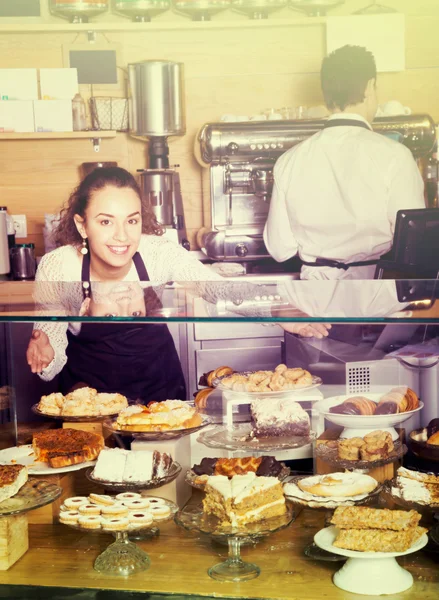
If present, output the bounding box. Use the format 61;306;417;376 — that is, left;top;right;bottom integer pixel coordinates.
128;60;190;249
197;115;436;262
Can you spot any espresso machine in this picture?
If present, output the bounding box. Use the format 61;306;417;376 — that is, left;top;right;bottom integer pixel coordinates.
196;115;436;262
128;60;190;249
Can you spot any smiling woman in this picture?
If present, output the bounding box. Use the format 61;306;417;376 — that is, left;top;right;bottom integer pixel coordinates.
26;167;221;403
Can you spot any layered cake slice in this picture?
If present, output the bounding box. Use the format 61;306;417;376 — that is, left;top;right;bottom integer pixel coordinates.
0;465;28;503
203;472;286;526
250;397;310;438
92;448;173;483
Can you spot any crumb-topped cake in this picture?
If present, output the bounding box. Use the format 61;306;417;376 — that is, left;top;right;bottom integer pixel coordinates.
203;472;286;526
0;464;28;503
32;428;104;468
250;397;310;438
115;400;202;432
92;448;173;483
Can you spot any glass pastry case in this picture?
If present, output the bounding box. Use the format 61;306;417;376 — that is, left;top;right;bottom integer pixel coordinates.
0;278;439;599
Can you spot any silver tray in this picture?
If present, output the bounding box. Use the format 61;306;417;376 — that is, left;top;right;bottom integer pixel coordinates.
197;423;315;452
283;475;383;510
315;441;407;471
32;403;119;422
86;462;181;492
103;413;212;441
185;464;291;491
0;477;62;516
213;372;322;396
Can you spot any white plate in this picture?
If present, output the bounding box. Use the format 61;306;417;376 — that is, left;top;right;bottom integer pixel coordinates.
316;394;423;429
314;525;428;559
0;445;96;475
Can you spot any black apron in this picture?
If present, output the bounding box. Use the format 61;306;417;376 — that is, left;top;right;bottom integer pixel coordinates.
59;252;186;402
301;118;379;272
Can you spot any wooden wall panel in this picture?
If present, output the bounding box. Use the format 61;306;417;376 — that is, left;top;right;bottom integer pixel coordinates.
0;4;438;254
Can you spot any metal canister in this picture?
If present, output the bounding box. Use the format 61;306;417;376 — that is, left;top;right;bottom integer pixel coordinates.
10;244;36;281
128;60;186;137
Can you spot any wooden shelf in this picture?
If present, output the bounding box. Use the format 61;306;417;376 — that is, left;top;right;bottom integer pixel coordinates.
0;17;326;34
0;131;117;140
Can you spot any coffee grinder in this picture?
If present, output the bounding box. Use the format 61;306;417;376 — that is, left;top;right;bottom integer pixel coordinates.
128;60;190;249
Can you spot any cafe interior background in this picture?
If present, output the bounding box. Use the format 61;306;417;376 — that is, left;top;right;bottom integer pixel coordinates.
0;0;438;255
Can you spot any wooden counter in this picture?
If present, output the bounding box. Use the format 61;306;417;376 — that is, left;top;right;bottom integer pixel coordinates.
0;509;438;600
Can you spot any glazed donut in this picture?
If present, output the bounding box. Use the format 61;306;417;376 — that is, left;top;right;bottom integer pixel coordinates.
297;473;378;498
78;504;101;516
64;496;89;509
78;515;102;529
101;517;129;531
101;504;129;518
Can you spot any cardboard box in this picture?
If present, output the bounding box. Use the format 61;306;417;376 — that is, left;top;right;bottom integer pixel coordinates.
0;101;35;132
0;69;38;100
40;68;79;100
33;100;73;132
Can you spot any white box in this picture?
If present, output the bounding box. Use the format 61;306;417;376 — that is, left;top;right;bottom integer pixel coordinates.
33;100;73;132
40;68;78;100
0;69;38;100
0;101;35;133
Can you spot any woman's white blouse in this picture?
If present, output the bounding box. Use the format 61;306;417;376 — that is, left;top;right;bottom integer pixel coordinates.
34;235;221;381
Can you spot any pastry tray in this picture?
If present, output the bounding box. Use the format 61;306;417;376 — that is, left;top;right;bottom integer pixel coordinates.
213;372;322;395
86;462;182;492
315;441;407;470
185;464;291;491
197;423;316;452
283;475;383;510
32;404;119;422
103;414;212;441
382;477;439;512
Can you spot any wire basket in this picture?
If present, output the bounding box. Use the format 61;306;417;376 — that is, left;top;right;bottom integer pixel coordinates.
90;97;129;131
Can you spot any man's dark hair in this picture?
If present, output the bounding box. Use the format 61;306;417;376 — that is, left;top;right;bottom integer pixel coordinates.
321;45;377;111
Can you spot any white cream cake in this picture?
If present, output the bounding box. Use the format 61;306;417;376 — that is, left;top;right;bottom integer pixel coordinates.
250;397;310;438
92;448;173;483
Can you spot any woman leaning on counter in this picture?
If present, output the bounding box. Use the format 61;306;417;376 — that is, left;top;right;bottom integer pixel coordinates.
26;166;330;402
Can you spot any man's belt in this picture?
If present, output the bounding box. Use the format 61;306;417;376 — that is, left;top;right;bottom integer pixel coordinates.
301;257;379;271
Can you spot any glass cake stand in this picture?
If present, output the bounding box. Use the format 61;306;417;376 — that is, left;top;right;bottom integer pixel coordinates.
0;478;62;516
175;503;295;582
284;476;383;561
61;497;177;576
85;461;182;491
212;372;322;394
197;423;316;452
31;404;119;421
315;441;407;471
103;414;212;441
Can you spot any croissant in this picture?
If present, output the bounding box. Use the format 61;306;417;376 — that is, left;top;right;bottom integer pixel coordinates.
194;388;215;410
375;387;419;415
330;397;376;416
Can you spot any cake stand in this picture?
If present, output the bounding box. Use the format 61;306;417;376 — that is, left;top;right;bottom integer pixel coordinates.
315;440;407;471
31;404;120;421
315;394;423;440
85;461;182;491
0;478;62;570
314;526;428;595
175;503;295;581
61;497;177;576
185;464;291;491
197;423;316;452
284;476;382;561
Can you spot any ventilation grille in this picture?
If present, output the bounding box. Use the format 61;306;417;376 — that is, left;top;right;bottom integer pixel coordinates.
347;366;371;394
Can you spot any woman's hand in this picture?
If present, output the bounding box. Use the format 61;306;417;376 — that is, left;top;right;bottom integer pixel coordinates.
26;330;55;374
280;322;332;339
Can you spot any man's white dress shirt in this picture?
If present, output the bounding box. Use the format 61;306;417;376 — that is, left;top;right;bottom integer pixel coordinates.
263;114;425;280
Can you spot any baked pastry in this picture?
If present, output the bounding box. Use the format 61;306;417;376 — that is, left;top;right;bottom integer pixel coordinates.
38;393;64;416
32;428;104;468
333;526;426;553
375;387;419;415
361;430;394;461
115;401;202;432
297;473;377;498
331;506;421;531
338;438;365;461
427;431;439;445
192;455;284;479
250;397;310;438
214;457;262;477
198;366;234;388
194;388;216;410
96;393;128;416
397;466;439;485
0;464;28;502
219;364;313;393
330;396;376;415
62;387;98;416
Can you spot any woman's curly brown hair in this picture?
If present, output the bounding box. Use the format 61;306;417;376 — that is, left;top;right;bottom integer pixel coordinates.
53;166;164;247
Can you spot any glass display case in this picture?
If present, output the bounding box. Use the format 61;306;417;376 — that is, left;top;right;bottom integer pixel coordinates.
0;278;438;598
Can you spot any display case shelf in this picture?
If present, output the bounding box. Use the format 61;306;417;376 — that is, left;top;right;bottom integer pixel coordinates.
0;131;116;140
